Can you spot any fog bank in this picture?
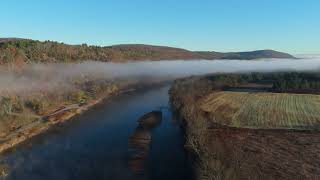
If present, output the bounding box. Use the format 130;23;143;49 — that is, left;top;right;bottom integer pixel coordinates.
1;57;320;94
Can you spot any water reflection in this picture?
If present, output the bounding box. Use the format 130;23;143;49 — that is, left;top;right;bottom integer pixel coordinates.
128;111;162;176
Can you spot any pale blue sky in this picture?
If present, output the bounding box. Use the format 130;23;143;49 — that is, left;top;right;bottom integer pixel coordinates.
1;0;319;54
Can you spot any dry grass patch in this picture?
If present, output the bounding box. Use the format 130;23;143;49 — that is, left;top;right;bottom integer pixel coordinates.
200;92;320;129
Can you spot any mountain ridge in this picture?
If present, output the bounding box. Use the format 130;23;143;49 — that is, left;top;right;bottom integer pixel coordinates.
0;38;296;65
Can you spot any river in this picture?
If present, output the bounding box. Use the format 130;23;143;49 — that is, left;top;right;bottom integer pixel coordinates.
0;85;193;180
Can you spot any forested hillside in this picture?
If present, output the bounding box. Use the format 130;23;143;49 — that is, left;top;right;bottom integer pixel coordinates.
0;38;295;65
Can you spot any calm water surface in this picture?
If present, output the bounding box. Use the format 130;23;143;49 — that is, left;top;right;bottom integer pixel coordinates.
0;85;192;180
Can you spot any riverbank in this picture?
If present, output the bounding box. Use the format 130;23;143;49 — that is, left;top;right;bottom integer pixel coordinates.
1;83;192;180
169;75;320;179
0;85;121;154
0;81;169;154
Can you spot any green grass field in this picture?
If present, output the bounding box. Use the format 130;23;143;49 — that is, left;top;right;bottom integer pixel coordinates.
200;91;320;129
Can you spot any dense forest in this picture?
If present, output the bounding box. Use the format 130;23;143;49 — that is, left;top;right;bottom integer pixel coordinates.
0;38;295;65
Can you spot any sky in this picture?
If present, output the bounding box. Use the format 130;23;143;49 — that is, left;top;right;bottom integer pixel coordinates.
0;0;319;54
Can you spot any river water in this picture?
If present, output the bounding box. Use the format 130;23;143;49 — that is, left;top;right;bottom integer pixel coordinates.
0;85;193;180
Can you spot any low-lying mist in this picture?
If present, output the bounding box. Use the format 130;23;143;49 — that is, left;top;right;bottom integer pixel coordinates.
1;57;320;94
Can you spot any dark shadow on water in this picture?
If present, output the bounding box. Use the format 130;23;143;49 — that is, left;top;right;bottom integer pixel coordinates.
127;111;162;177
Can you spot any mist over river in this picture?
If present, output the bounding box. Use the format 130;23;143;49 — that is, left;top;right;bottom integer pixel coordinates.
1;57;320;179
1;57;320;94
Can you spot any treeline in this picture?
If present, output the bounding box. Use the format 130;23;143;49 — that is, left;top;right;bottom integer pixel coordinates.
0;39;198;65
0;39;118;65
0;73;124;137
272;72;320;93
203;72;320;93
0;78;117;117
0;39;295;65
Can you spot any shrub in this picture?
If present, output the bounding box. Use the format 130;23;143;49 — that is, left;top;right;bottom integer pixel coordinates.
71;90;88;104
25;98;48;114
0;96;13;115
0;163;9;178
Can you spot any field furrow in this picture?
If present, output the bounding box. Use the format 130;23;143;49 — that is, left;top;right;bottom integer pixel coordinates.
200;92;320;129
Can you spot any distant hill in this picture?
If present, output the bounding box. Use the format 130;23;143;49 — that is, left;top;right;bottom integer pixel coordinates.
107;44;201;60
0;38;295;65
196;50;295;60
0;38;28;43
